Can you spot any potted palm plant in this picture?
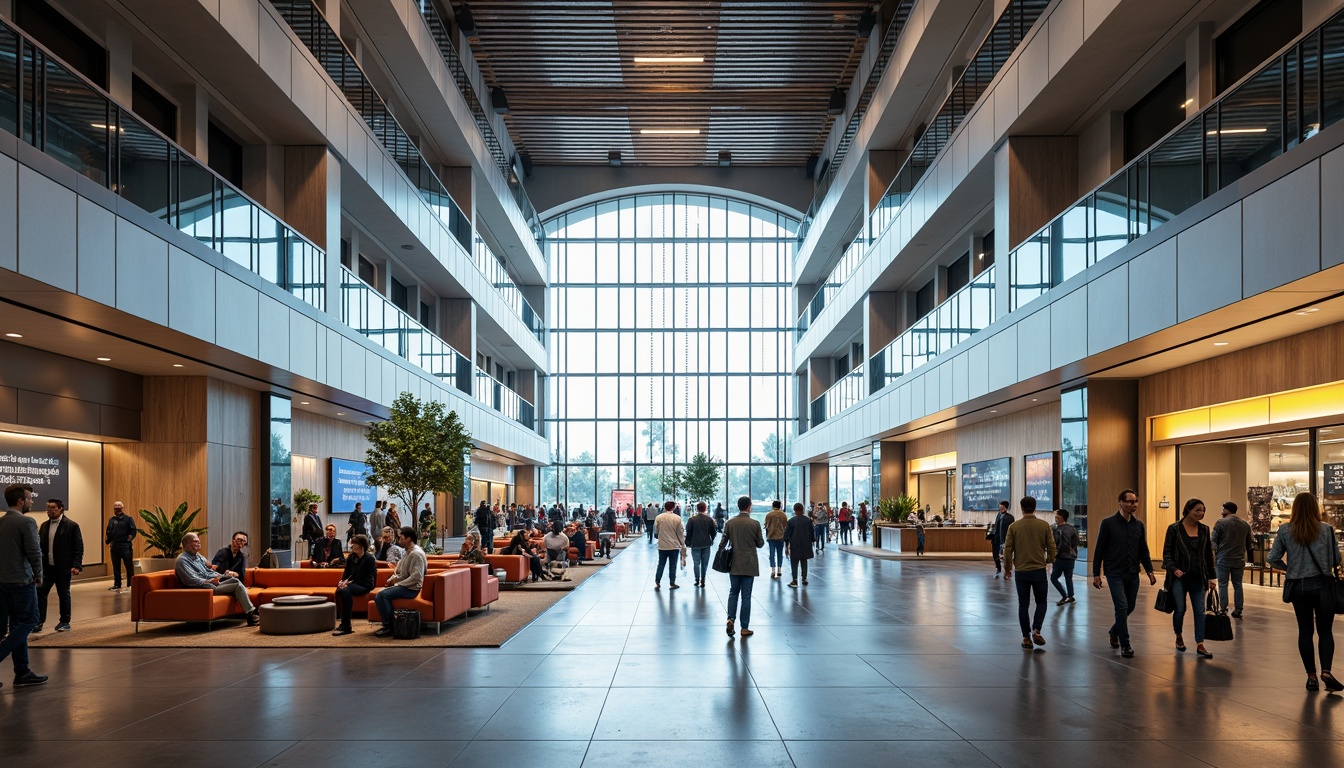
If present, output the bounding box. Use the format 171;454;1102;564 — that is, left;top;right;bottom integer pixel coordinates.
137;502;207;572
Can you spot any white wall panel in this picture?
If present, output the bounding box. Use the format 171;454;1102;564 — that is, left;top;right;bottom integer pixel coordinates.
341;338;365;397
1084;0;1122;37
1127;237;1177;339
219;0;259;61
1324;146;1344;269
0;154;15;271
1050;288;1088;366
1242;162;1320;295
256;294;290;368
1017;310;1050;379
1048;0;1085;78
1017;31;1050;107
325;328;342;388
994;66;1018;136
952;352;969;406
167;246;216;342
291;55;326;131
18;166;76;292
75;198;115;305
289;312;318;380
114;222;169;326
325;88;347;159
214;275;258;357
257;10;291;89
1177;203;1242;322
987;326;1018;392
968;341;990;400
1086;263;1128;355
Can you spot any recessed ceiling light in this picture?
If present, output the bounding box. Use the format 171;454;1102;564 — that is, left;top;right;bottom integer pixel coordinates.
1296;308;1320;315
96;357;111;361
1180;98;1195;109
1213;342;1230;347
633;56;704;64
172;364;184;368
400;244;414;251
989;410;997;413
1032;398;1038;401
336;412;346;416
5;333;21;338
300;401;310;405
640;128;700;135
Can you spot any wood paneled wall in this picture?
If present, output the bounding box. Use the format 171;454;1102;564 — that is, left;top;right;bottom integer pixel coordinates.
1087;380;1141;551
292;409;372;529
1005;136;1079;249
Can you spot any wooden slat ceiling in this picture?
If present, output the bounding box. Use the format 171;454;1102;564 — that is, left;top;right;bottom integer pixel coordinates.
460;1;873;167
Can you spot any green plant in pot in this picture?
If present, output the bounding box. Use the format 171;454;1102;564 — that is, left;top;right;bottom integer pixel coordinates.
877;495;919;523
137;502;207;571
293;488;323;511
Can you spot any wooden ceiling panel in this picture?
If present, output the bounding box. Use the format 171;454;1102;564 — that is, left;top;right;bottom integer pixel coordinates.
462;0;872;166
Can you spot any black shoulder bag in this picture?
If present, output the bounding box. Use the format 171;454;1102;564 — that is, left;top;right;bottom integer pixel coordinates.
1303;528;1344;615
712;535;734;574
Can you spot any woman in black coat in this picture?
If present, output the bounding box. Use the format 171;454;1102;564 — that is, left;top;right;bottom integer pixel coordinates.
333;534;377;635
784;503;817;587
1162;498;1218;658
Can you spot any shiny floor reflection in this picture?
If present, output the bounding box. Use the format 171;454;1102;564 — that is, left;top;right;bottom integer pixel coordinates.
3;541;1342;767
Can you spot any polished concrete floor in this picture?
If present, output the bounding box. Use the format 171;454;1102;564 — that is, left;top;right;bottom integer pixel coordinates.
3;538;1342;767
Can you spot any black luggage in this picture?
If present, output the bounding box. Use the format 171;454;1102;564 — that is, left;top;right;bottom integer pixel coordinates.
392;609;421;639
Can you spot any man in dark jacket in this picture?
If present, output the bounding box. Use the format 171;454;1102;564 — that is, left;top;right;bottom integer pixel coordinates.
346;502;367;543
104;500;136;592
36;499;82;633
1212;501;1254;619
1;483;47;687
1091;489;1157;658
211;531;249;580
685;501;717;588
991;501;1014;578
784;502;816;587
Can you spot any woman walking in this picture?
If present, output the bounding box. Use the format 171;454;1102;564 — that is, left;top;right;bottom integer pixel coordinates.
1269;492;1344;691
1162;499;1217;659
1051;509;1080;604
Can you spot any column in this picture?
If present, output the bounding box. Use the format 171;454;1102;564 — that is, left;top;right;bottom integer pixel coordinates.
993;136;1079;318
175;83;209;160
808;463;830;504
879;441;906;500
866;292;899;392
1184;22;1214;116
284;146;341;317
1061;380;1138;559
439;298;475;393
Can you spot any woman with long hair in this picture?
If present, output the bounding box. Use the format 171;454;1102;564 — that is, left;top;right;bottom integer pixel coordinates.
1269;492;1344;691
1162;498;1217;658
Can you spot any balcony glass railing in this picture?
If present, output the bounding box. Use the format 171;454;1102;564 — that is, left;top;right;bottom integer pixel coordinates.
809;363;866;428
797;229;867;338
869;0;1049;243
270;1;473;252
473;236;545;341
1008;8;1344;311
474;368;535;429
869;266;996;393
0;18;325;310
415;0;542;243
795;0;917;245
341;265;472;393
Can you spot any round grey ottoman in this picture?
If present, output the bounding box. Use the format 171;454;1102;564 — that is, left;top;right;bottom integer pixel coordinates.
258;601;336;635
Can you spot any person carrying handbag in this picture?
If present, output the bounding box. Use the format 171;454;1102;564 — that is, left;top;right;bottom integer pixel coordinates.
1268;491;1344;692
1161;499;1218;659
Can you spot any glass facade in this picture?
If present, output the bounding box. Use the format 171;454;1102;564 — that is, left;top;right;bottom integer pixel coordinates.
541;193;798;510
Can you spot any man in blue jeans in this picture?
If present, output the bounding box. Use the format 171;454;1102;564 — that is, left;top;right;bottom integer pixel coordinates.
724;496;764;638
1092;489;1157;658
684;501;717;588
373;527;426;637
1212;501;1254;619
1002;496;1056;649
0;483;48;688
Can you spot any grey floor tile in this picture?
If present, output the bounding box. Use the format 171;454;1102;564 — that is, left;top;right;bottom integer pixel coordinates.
583;740;794;767
785;740;998;768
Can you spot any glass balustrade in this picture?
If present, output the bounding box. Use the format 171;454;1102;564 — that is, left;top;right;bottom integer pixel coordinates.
797;229;867;336
0;17;325;310
1008;8;1344;310
270;1;473;252
809;363;867;428
473;368;534;429
869;266;996;393
415;0;542;243
473;236;545;341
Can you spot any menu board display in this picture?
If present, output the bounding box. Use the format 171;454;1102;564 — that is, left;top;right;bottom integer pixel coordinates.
961;457;1011;512
1324;463;1344;500
1024;452;1058;510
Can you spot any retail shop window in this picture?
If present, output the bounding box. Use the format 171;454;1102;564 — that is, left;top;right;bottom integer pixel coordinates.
1124;66;1186;163
1216;0;1301;94
131;75;176;141
15;0;106;88
207;122;243;187
947;252;970;294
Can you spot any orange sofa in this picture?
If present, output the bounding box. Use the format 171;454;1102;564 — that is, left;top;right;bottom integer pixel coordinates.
447;563;500;609
428;553;528;585
366;569;471;633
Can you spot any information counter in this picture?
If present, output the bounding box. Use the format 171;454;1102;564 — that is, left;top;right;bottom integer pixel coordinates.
874;525;993;553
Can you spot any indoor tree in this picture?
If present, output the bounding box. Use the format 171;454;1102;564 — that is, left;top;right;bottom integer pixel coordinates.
681;452;723;505
365;392;472;550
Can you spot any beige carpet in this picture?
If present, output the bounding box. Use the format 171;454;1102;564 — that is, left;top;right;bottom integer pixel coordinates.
29;561;609;649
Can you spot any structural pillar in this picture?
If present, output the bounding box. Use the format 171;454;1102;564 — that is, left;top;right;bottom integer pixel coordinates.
993;136;1079;319
284;146;342;317
808;462;830;504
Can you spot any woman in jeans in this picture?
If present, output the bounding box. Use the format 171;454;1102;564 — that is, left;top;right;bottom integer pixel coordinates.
1051;509;1080;604
1269;492;1344;691
1162;498;1217;659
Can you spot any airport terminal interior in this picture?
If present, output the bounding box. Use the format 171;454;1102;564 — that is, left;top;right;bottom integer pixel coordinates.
4;0;1344;764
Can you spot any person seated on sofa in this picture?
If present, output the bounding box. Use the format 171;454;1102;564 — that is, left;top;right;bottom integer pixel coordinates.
310;524;344;568
333;534;376;636
543;521;570;566
568;523;589;565
210;531;249;579
458;532;487;565
503;531;551;582
372;527;426;638
176;532;258;627
373;526;404;564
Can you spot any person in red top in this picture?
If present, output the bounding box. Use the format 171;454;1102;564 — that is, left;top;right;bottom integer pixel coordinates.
837;502;854;545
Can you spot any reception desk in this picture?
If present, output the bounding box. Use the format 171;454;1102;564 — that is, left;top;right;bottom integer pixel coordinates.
875;525;992;553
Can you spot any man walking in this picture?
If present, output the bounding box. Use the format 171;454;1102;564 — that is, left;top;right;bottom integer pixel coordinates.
764;500;787;579
724;495;764;638
1;484;48;688
1092;489;1157;658
36;498;83;632
685;501;716;588
1002;496;1056;650
990;500;1013;578
653;501;685;590
369;500;386;540
644;502;658;543
105;500;136;592
1212;501;1254;619
784;502;816;587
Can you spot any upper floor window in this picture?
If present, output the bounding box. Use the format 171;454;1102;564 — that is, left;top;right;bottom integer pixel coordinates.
1216;0;1302;94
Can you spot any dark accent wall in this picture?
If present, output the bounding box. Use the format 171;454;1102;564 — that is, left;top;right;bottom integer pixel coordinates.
0;341;141;439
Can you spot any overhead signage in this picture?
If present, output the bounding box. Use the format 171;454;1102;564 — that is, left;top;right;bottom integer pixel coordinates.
0;432;69;506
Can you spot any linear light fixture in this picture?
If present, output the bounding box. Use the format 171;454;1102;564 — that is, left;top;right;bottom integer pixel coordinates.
1207;127;1267;135
633;56;703;64
641;128;700;135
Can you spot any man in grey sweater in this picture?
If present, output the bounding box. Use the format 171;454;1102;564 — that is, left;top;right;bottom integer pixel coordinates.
654;501;686;590
1212;501;1254;619
177;532;258;626
0;484;47;688
373;526;427;637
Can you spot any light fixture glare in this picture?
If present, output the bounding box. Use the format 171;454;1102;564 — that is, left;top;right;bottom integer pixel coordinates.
640;128;701;135
633;56;704;64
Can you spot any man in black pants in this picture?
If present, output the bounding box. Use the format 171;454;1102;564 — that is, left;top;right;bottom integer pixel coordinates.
1092;489;1157;658
104;501;136;593
36;499;82;633
990;501;1013;578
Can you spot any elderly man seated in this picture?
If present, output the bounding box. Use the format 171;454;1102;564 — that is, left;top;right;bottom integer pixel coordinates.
176;532;258;626
373;526;404;564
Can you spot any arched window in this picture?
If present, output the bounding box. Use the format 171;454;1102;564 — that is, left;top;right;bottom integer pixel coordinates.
541;192;798;513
